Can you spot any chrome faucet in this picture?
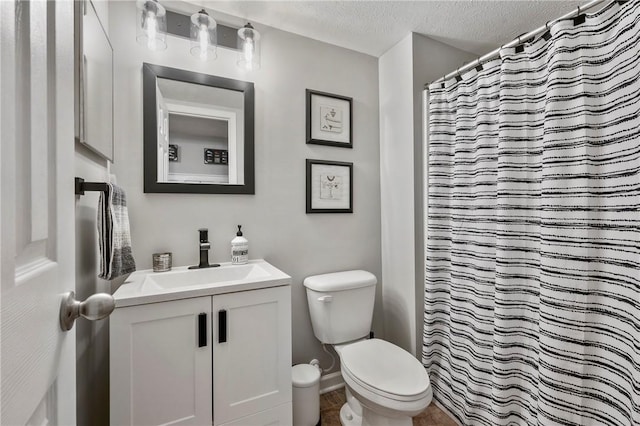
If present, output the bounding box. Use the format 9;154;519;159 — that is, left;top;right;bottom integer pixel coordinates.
189;228;220;269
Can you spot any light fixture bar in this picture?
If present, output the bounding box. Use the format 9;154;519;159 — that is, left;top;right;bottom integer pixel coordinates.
166;10;239;50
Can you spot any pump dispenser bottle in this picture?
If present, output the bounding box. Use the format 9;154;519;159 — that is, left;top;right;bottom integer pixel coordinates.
231;225;249;265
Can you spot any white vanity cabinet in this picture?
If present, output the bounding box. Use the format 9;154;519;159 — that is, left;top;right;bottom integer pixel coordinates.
110;285;292;426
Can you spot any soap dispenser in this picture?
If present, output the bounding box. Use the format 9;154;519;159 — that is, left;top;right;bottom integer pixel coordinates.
231;225;249;265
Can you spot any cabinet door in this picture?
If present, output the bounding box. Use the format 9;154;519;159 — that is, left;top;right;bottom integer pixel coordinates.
110;297;212;426
219;403;292;426
213;286;292;425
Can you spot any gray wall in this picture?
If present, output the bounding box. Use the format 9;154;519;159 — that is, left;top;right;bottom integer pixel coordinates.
75;146;111;426
74;144;111;425
109;0;382;376
168;132;229;177
75;2;112;425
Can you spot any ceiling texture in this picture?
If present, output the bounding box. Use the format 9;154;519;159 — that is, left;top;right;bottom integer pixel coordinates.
193;0;590;57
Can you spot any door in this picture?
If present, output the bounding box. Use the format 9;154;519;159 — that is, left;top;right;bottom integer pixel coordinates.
110;297;213;426
156;84;169;181
1;0;76;425
212;286;292;425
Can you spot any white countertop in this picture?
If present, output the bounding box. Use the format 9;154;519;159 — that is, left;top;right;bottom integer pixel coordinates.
113;259;291;308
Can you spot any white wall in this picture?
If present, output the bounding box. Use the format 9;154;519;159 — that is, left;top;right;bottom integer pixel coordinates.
109;0;382;380
379;33;475;356
379;35;416;354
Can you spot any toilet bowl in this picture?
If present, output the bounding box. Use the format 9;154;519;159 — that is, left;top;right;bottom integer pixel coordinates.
303;270;432;425
336;339;432;425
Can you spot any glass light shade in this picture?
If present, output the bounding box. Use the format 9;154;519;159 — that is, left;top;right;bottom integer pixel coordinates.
190;10;217;61
237;23;261;71
136;0;167;51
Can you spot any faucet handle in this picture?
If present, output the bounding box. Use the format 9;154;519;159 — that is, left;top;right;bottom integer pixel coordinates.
198;228;209;242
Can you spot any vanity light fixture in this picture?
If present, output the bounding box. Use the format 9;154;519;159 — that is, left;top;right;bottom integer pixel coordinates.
136;1;262;71
136;0;167;51
190;9;217;61
237;23;261;71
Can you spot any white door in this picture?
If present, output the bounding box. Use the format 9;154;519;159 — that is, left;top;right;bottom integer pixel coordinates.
0;0;76;424
212;286;292;425
156;84;169;182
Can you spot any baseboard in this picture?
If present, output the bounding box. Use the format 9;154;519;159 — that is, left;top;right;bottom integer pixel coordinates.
433;399;462;426
319;371;344;394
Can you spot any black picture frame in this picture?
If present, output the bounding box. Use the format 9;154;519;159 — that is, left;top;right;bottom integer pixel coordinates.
306;159;353;213
306;89;353;148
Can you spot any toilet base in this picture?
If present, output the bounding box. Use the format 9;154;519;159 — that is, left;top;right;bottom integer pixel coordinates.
360;405;412;426
340;402;361;426
339;401;413;426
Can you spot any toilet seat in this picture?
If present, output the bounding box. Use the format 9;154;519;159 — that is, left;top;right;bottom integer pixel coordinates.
341;368;432;420
339;339;431;403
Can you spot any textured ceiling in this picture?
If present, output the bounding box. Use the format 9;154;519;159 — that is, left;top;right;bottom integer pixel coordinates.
189;0;590;57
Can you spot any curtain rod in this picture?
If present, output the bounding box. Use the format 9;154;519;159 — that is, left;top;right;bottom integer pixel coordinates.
426;0;610;88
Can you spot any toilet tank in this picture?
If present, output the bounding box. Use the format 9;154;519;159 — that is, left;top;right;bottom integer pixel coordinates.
303;270;377;344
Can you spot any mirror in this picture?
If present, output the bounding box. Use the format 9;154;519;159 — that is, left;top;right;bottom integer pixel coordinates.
143;63;254;194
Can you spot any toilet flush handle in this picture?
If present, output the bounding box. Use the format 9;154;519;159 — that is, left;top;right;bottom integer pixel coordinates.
318;295;333;303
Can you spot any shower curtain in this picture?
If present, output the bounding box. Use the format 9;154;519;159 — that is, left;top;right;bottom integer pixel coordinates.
423;2;640;425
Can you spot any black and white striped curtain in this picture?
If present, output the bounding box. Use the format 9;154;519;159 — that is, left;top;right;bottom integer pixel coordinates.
423;2;640;425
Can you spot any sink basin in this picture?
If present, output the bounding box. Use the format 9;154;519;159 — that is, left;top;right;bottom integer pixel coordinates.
144;263;271;290
113;259;291;307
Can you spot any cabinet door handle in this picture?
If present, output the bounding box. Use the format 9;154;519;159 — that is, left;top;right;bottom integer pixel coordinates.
218;310;227;343
198;313;207;347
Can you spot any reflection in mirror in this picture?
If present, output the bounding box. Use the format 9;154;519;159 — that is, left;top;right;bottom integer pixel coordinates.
156;78;244;184
166;115;230;183
143;63;254;194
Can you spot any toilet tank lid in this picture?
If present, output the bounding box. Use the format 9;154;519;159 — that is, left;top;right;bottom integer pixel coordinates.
303;270;377;292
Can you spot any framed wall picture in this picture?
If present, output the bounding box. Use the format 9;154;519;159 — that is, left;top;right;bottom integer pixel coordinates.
306;159;353;213
306;89;353;148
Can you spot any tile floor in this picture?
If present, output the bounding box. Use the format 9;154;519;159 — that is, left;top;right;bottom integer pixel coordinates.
319;388;457;426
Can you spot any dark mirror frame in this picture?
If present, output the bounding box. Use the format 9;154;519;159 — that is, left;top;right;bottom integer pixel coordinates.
143;63;255;194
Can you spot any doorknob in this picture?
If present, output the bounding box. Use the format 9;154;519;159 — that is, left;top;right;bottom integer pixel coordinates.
59;291;115;331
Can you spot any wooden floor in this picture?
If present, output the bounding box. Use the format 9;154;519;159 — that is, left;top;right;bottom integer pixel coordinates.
320;388;457;426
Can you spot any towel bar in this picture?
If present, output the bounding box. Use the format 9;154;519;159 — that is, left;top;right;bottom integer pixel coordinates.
75;177;109;196
75;176;113;277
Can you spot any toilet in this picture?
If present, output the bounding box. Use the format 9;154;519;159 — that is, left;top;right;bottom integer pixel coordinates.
304;270;432;426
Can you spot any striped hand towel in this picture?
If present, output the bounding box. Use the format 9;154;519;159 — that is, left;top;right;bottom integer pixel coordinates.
98;183;136;280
